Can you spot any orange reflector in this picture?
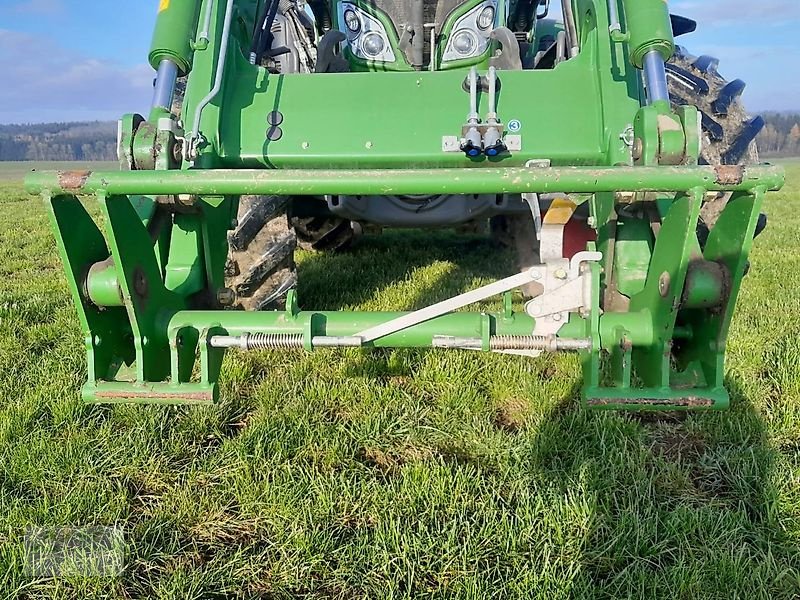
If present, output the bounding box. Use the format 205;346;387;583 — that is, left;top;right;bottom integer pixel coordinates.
542;197;576;226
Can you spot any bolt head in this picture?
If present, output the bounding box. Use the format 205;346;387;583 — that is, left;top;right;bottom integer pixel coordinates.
530;268;541;280
554;268;567;280
632;138;644;161
217;287;236;306
525;299;542;317
658;272;671;297
171;142;183;164
552;313;562;322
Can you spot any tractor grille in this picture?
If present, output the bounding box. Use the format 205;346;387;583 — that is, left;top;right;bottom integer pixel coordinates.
363;0;464;29
362;0;466;66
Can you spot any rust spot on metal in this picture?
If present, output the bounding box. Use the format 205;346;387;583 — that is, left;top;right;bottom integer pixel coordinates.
95;390;213;402
714;165;745;186
57;170;92;191
587;397;714;408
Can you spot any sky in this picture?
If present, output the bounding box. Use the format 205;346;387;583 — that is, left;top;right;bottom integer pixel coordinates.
0;0;798;124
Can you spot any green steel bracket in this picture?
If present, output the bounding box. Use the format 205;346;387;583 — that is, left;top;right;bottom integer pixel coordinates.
43;190;233;404
132;110;182;171
629;188;703;387
96;191;188;384
31;163;784;409
674;187;768;392
676;105;701;166
45;193;136;384
632;102;690;167
580;245;602;395
118;114;144;171
584;185;759;410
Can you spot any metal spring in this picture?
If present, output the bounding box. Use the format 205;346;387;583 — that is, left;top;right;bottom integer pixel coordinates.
490;335;552;351
245;333;304;350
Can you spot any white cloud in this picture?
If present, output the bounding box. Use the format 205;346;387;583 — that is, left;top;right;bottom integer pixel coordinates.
0;29;153;124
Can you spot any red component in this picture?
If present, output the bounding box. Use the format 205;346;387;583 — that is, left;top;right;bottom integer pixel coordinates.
562;217;597;259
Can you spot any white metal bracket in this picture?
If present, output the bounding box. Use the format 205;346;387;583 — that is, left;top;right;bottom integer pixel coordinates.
355;267;544;343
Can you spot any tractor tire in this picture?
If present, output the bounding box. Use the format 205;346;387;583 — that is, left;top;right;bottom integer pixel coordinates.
225;195;298;310
666;46;765;227
290;214;357;251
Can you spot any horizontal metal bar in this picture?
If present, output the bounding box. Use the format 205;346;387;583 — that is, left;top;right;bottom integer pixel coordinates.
86;382;216;405
170;310;541;349
167;308;671;353
26;164;784;197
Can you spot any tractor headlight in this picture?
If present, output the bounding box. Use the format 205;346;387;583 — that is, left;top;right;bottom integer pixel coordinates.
477;5;496;30
361;32;386;57
343;8;361;34
452;30;478;56
338;2;396;63
442;0;498;63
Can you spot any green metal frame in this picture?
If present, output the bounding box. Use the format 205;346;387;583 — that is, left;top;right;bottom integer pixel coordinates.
25;0;786;410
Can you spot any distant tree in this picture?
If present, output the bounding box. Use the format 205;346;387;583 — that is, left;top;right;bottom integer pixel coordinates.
757;113;800;158
790;124;800;143
0;121;118;161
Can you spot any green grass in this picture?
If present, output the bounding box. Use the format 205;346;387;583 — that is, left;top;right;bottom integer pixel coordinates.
0;163;799;599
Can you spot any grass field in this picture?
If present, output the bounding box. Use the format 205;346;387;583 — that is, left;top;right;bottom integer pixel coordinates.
0;162;798;599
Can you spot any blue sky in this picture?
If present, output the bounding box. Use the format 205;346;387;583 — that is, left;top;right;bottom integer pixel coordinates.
0;0;798;124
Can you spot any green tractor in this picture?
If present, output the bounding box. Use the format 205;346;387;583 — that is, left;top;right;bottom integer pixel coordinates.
26;0;784;409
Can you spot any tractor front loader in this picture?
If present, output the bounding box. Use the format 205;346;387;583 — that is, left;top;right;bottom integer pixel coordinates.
26;0;784;410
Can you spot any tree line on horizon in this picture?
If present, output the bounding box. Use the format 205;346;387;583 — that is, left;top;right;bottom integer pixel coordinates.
1;113;799;162
757;112;800;157
0;121;117;162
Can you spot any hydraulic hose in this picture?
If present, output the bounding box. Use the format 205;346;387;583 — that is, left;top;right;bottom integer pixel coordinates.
251;0;281;65
187;0;236;158
560;0;579;57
